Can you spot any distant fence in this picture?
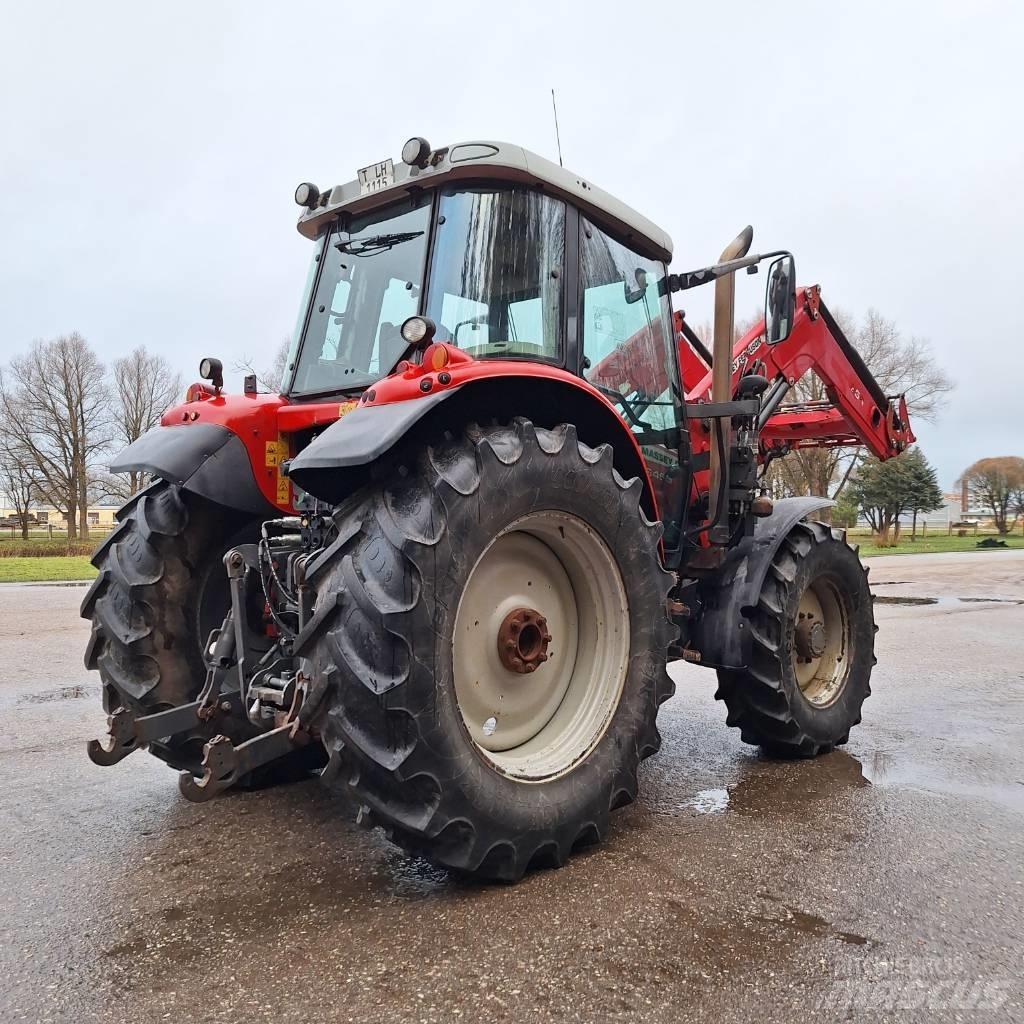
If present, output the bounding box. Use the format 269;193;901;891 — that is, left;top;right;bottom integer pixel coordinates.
0;526;113;557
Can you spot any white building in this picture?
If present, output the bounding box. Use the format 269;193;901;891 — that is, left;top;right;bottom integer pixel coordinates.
856;493;963;530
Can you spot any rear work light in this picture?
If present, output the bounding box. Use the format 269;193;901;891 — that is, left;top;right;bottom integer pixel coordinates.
400;316;437;348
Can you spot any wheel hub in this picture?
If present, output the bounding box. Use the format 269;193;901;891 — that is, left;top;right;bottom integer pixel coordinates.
793;577;850;707
794;616;827;661
497;607;552;674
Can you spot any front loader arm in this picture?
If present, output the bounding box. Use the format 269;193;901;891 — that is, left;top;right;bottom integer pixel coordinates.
684;286;914;462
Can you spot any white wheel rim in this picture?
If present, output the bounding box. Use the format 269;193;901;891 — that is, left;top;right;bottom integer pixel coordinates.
453;511;630;782
793;576;849;707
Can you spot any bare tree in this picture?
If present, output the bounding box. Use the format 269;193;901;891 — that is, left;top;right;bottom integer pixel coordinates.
1012;481;1024;531
854;309;953;422
0;433;39;540
958;456;1024;534
234;338;291;393
107;347;183;499
0;334;110;539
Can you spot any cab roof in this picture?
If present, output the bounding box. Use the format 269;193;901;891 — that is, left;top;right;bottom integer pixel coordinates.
296;140;673;263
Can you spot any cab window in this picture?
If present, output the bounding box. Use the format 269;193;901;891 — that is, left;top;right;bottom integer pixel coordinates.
289;193;430;396
426;187;565;362
580;218;683;539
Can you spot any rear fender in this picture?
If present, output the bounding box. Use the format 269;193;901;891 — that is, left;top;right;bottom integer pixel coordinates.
691;496;835;670
109;423;279;517
287;371;661;519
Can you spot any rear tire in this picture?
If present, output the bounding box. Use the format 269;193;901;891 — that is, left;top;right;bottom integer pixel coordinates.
302;419;677;881
714;521;876;757
82;480;317;779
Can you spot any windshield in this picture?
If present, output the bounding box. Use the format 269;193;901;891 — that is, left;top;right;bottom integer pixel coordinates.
425;188;564;361
288;193;430;396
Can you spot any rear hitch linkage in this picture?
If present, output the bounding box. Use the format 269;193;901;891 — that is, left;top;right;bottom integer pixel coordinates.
177;721;311;802
86;603;242;769
88;543;321;801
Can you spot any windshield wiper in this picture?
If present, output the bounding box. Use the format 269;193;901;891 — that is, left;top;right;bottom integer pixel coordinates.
335;230;424;257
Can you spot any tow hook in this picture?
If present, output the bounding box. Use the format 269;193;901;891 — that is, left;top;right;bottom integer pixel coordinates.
178;723;310;802
86;695;240;768
86;708;139;766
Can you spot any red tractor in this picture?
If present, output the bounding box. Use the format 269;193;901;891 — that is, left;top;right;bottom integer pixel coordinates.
84;138;913;881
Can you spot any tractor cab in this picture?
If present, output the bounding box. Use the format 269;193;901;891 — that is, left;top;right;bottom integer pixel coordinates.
286;138;685;521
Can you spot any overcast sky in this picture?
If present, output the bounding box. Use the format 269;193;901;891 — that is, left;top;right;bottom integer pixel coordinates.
2;0;1021;489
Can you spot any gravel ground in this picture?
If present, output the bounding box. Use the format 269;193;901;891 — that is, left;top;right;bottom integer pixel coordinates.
1;551;1021;1023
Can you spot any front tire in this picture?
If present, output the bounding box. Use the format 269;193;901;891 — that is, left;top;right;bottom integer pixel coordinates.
714;521;876;757
303;419;676;881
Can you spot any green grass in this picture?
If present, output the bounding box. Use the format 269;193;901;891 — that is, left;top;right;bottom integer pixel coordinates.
0;556;97;583
849;530;1024;557
0;528;1019;580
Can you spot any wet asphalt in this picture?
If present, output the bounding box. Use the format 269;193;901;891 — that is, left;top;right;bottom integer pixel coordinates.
1;550;1022;1023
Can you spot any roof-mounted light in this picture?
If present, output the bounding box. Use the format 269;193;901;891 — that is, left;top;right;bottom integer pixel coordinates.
400;315;436;348
294;182;320;209
401;137;431;169
198;357;224;391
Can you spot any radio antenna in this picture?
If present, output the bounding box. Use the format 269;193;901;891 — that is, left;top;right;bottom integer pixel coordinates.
551;89;564;167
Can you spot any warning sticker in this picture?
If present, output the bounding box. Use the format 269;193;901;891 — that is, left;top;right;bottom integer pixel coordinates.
265;439;288;467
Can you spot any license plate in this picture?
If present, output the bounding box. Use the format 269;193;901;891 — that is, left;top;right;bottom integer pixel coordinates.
357;158;394;195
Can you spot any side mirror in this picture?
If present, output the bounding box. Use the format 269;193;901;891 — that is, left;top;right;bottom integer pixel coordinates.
453;313;488;344
623;267;648;305
764;255;795;344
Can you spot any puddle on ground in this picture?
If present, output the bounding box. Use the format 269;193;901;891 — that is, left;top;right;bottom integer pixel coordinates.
861;750;1024;812
874;595;1023;607
382;853;455;898
18;684;98;704
754;896;870;946
690;788;730;815
679;753;869;820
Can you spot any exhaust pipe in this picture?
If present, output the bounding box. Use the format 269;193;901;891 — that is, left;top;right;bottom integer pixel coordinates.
707;225;754;543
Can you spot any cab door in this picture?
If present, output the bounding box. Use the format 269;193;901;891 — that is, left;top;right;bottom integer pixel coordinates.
578;217;688;550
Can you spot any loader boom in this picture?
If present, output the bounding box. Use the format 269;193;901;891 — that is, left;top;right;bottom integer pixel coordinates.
680;285;914;464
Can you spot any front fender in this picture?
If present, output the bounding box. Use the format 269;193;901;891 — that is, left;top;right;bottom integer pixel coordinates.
110;423;279;517
691;496;835;671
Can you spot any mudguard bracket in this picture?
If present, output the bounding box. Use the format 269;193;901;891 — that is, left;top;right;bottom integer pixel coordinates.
691;496;834;670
